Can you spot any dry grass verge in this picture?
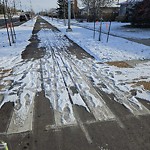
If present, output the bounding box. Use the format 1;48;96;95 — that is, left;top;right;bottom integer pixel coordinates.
136;81;150;91
107;61;132;68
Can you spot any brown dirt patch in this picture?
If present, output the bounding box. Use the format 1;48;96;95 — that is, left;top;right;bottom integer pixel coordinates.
0;69;12;73
0;69;13;91
0;69;12;78
107;61;132;68
0;85;5;90
136;81;150;91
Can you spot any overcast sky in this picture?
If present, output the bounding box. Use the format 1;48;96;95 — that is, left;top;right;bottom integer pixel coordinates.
20;0;125;13
20;0;58;13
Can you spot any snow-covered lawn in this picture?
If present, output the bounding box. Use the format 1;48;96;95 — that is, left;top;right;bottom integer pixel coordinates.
75;21;150;39
43;17;150;62
0;18;36;57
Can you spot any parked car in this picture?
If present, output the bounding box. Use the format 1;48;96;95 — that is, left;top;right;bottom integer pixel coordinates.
19;14;28;22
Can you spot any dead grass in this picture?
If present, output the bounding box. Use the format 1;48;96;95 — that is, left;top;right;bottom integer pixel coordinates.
0;69;13;91
107;61;132;68
0;69;12;79
0;69;12;74
0;85;5;90
136;81;150;91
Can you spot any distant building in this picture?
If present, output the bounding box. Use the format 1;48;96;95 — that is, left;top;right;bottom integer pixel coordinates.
79;6;119;21
99;7;119;21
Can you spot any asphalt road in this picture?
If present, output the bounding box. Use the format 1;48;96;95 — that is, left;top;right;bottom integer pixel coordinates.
0;17;150;150
0;17;24;29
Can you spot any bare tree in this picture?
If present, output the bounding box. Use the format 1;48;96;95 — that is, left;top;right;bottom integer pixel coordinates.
81;0;116;21
81;0;115;7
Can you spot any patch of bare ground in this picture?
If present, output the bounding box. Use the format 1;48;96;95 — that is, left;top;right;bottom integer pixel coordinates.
0;69;12;78
0;69;13;91
107;61;132;68
0;85;5;90
135;81;150;91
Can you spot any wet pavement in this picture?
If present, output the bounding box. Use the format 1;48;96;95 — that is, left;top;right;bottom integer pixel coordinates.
0;16;150;150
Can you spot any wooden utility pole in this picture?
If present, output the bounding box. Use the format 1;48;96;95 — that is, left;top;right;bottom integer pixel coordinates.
63;0;66;26
93;0;96;39
74;0;78;18
5;0;15;43
3;0;11;46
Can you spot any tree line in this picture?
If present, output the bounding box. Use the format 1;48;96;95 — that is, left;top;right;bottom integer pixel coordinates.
57;0;116;20
0;1;4;14
0;1;17;15
127;0;150;25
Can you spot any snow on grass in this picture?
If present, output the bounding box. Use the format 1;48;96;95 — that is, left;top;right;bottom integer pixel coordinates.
43;17;150;62
76;21;150;39
0;18;37;57
0;17;42;132
94;61;150;102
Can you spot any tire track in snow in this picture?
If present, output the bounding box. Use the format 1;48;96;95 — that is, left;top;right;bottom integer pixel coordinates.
49;44;93;144
40;25;94;143
51;23;150;117
40;27;77;127
38;19;117;144
41;54;77;127
47;25;116;120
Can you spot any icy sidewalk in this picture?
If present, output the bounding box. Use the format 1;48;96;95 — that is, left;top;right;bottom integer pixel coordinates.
0;17;40;133
0;16;150;134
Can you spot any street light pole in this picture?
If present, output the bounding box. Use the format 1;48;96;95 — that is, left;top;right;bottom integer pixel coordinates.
93;0;96;39
5;0;15;43
66;0;72;32
63;0;66;26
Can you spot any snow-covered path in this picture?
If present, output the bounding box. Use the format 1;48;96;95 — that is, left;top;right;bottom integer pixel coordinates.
32;18;150;150
0;16;150;150
35;20;118;133
37;18;150;128
0;16;150;134
43;17;150;104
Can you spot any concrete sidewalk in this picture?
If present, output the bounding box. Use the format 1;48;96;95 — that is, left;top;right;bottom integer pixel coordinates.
0;16;150;150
